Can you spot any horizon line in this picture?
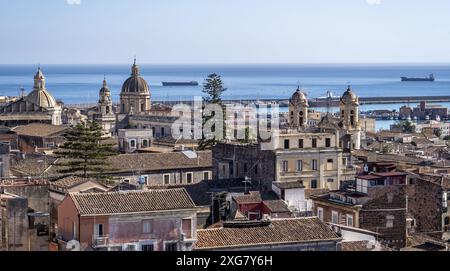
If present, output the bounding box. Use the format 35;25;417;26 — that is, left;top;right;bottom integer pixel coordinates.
1;62;450;66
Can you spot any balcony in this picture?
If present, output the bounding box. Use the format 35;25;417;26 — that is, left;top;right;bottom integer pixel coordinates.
279;170;317;178
92;235;110;248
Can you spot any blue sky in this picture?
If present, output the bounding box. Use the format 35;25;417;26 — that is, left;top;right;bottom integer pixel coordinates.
1;0;450;64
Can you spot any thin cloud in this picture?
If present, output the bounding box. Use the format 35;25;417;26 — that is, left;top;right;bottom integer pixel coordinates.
66;0;81;5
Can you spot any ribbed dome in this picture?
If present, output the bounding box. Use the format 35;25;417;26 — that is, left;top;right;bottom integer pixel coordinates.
26;67;58;108
290;88;308;106
121;59;150;94
340;85;358;105
26;89;58;108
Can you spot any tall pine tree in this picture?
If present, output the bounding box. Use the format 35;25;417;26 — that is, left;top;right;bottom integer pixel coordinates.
198;73;227;150
55;121;116;180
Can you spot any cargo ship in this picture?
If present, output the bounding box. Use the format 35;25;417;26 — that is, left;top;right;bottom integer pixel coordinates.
401;74;435;82
162;81;199;86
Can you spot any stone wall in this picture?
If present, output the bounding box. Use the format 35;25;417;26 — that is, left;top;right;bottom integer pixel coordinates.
4;184;49;213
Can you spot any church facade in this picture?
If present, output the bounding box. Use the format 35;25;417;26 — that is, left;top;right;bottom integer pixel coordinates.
0;68;62;127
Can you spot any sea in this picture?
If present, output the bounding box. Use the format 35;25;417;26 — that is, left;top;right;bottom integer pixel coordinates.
1;64;450;131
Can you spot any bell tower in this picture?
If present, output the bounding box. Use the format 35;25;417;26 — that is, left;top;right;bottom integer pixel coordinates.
289;87;309;128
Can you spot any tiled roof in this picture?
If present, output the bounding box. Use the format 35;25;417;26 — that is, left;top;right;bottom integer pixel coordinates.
194;217;341;250
12;123;69;137
51;176;107;190
341;241;391;251
262;200;291;213
233;191;262;204
70;188;196;216
273;181;305;190
107;151;212;173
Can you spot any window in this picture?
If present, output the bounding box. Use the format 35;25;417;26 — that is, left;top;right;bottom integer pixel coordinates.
296;160;303;172
312;159;318;170
327;178;334;183
298;139;304;149
130;139;136;148
317;207;324;221
141;244;154;251
326;159;333;170
325;138;331;148
94;223;104;237
141;103;145;112
342;157;347;166
284;139;290;149
152;127;155;136
203;171;210;180
312;138;317;148
142;139;149;148
182;218;192;239
254;165;258;175
163;174;170;185
346;215;354;227
331;211;339;224
282;161;288;172
161;127;165;137
165;242;178;251
142;220;152;234
311;179;318;189
386;215;394;228
122;104;125;113
186;172;193;184
140;175;149;185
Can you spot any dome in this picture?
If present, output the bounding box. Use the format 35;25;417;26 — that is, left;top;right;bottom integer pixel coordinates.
290;88;308;106
121;59;150;94
26;88;58;108
340;85;359;105
99;78;111;96
26;67;58;108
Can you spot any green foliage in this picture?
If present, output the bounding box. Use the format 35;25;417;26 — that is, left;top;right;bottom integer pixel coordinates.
198;73;227;150
55;121;116;180
392;120;416;133
381;143;394;154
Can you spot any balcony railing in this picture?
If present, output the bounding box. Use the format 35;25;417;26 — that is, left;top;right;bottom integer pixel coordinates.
92;235;110;248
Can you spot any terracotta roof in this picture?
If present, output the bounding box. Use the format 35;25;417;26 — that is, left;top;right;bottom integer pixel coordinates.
262;200;291;213
194;217;341;250
233;191;262;204
107;151;212;173
51;176;107;190
12;123;68;137
341;241;391;251
70;188;196;216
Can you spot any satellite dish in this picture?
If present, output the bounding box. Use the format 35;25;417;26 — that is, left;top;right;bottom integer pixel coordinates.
66;240;80;251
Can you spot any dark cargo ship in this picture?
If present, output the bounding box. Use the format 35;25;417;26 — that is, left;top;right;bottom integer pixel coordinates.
162;81;199;86
401;74;435;82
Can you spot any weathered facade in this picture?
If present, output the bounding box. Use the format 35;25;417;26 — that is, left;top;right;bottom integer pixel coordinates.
57;189;197;251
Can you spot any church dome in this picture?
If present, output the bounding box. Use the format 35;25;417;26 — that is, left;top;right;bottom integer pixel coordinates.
121;59;150;94
290;88;308;106
26;67;58;108
26;88;58;108
340;85;359;105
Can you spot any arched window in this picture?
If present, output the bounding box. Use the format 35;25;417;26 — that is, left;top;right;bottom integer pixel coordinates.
106;106;110;114
299;111;304;116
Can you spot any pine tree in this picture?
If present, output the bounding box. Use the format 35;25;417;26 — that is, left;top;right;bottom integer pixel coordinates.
198;73;227;150
55;121;116;181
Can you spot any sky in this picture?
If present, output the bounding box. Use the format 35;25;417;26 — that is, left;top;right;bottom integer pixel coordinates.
0;0;450;64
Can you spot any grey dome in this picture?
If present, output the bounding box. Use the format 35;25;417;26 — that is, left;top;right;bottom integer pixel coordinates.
121;59;150;94
340;85;358;105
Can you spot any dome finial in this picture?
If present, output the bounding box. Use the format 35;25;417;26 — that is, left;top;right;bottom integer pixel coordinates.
103;75;107;87
131;56;140;76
